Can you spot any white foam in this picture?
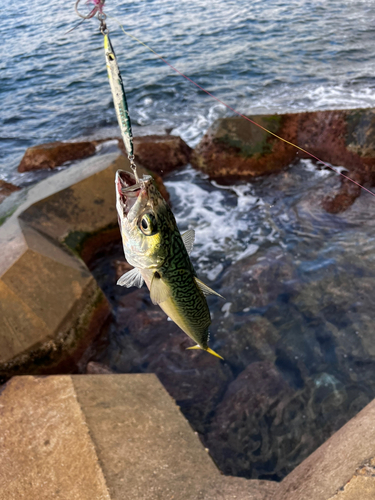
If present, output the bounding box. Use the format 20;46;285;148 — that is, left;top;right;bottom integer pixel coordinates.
165;167;273;274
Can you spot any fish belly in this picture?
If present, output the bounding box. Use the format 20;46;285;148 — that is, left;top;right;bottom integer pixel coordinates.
159;294;210;347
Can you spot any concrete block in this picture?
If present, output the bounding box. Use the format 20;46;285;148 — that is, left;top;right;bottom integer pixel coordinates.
0;375;278;500
277;398;375;500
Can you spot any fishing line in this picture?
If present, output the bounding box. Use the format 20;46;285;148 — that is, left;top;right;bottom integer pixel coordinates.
107;14;375;199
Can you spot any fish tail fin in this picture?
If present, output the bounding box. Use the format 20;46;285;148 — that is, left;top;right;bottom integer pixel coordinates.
206;347;224;360
186;344;224;360
186;345;201;351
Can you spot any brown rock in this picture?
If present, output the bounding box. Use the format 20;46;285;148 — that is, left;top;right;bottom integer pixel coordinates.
118;134;192;175
0;180;20;204
321;174;362;214
192;109;375;212
18;141;96;172
191;114;296;179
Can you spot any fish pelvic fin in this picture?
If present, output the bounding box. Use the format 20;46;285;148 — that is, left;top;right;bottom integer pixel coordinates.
186;344;224;360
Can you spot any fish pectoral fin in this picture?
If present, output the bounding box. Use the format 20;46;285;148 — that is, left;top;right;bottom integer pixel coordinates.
150;273;171;305
182;229;195;255
194;277;224;299
117;267;144;288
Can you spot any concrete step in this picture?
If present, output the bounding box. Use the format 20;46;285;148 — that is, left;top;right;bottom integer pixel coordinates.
0;374;278;500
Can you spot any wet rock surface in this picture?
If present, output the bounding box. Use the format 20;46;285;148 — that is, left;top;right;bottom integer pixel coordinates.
192;108;375;212
0;180;20;205
131;134;192;176
18;141;96;172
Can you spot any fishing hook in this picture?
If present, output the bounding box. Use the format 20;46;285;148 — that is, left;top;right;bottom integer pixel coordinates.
75;0;105;19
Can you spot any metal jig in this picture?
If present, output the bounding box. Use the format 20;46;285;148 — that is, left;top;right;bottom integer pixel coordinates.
74;0;139;182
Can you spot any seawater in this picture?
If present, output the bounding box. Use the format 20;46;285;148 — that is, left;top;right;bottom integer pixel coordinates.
2;0;375;181
90;162;375;480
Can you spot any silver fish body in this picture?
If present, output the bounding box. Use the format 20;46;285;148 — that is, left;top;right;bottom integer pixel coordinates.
115;169;223;359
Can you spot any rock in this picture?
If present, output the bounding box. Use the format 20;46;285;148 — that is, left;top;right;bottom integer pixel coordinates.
1;154;141;382
192;109;375;212
321;173;361;213
18;141;96;172
191;114;295;179
0;180;20;204
117;135;192;176
207;247;299;371
219;247;299;311
205;361;296;481
86;361;114;374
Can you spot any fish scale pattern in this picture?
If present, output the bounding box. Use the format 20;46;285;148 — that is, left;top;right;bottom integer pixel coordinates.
152;191;211;348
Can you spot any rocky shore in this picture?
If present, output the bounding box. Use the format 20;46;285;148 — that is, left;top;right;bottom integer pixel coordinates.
2;107;374;215
2;108;375;494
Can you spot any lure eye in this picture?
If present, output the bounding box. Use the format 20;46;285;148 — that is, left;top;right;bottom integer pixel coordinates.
108;53;115;61
139;213;157;236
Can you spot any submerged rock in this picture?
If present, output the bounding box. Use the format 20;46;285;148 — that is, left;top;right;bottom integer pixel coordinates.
205;361;295;480
0;180;21;205
86;361;114;374
192;108;375;212
18;141;96;172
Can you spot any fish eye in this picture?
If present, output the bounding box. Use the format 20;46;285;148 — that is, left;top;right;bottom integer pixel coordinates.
139;213;157;236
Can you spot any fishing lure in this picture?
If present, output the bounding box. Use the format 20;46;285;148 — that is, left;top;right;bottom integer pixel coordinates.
104;33;138;180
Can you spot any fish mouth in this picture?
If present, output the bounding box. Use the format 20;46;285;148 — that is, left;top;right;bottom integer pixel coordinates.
116;170;141;216
116;169;153;216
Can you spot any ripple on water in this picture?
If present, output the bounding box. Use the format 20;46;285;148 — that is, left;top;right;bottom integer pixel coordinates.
2;0;375;178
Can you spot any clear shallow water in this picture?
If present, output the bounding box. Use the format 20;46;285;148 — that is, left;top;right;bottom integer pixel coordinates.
89;162;375;480
2;0;375;182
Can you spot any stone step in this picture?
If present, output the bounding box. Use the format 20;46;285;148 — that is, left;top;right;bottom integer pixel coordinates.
0;374;278;500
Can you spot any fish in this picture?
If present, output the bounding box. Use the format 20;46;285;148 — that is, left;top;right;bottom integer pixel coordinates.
115;169;224;360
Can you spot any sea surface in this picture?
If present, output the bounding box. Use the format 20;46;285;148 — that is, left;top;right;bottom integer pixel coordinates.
1;0;375;181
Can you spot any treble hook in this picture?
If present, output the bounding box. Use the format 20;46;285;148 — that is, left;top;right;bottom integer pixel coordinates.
68;0;108;34
75;0;106;19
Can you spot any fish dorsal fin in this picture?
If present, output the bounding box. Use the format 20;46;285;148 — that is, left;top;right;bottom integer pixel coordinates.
182;229;195;255
117;267;144;288
194;277;224;299
150;272;171;305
